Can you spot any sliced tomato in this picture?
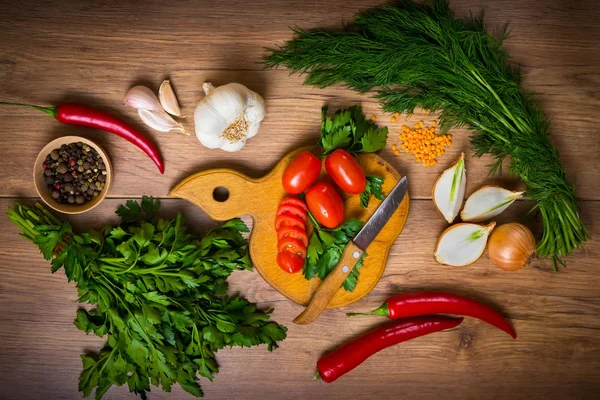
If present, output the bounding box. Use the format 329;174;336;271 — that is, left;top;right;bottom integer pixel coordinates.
277;226;309;247
277;204;307;221
279;197;308;212
278;236;307;258
277;250;304;274
275;213;306;231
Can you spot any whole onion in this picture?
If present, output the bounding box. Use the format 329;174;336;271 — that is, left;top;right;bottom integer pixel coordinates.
488;223;536;271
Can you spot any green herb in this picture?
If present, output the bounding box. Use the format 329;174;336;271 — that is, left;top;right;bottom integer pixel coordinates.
360;176;385;208
319;105;388;155
264;0;588;269
304;213;365;292
7;198;286;399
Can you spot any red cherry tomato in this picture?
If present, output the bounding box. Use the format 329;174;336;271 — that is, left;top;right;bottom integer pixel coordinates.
277;251;304;273
278;237;307;258
279;197;308;212
274;213;305;231
277;204;307;221
325;149;366;194
278;226;309;247
305;182;345;229
282;151;321;194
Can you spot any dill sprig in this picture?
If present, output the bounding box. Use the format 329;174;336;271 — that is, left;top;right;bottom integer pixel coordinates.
263;0;588;270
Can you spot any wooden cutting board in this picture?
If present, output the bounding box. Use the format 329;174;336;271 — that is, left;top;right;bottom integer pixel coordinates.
169;147;409;308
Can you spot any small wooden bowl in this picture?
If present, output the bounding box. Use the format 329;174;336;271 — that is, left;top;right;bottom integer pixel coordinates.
34;136;113;214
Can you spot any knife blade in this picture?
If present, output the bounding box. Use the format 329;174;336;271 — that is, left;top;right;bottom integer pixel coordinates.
353;176;408;251
293;176;409;325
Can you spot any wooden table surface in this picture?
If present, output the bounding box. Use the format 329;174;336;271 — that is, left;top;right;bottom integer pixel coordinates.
1;0;599;399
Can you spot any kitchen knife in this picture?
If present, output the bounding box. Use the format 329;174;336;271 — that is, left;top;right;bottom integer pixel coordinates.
293;176;408;325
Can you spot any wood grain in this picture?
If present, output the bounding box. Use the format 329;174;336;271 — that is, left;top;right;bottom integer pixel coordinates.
0;0;599;399
0;199;599;400
169;147;409;308
0;0;599;201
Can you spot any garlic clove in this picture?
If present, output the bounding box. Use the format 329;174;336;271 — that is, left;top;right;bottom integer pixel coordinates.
243;94;266;140
159;80;184;117
124;85;163;111
138;108;187;135
432;152;466;223
434;222;496;267
461;185;524;222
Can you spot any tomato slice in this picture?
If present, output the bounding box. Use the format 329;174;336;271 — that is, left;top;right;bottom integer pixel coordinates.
275;213;306;231
278;237;307;258
277;204;307;221
277;226;309;247
279;197;308;212
277;250;304;274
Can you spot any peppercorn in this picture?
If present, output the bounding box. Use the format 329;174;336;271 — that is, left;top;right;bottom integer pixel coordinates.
43;142;106;206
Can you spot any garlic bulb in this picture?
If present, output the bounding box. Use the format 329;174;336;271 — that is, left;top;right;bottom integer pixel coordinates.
194;82;266;152
434;222;496;267
461;185;524;222
432;153;466;223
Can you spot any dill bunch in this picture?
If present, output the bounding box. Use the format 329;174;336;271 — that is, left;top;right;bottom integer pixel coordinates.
263;0;588;270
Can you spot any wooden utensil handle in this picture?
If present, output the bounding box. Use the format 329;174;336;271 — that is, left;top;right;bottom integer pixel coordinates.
293;242;364;325
169;168;258;220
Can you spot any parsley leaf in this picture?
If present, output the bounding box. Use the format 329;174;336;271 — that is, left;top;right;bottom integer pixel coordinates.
303;214;365;291
360;125;388;152
360;175;385;208
319;105;388;154
115;197;161;224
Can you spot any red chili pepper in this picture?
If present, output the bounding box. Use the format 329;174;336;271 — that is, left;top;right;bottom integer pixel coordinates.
317;316;463;383
0;101;164;173
347;291;516;339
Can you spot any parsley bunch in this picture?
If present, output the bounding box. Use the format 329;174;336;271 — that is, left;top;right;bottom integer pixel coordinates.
7;198;287;399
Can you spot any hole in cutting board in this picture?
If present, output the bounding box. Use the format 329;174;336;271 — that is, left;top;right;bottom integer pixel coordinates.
212;186;229;202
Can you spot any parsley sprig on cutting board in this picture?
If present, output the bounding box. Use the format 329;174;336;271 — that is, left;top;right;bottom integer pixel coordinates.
7;198;287;399
319;105;388;155
319;105;386;208
302;105;386;291
304;214;366;292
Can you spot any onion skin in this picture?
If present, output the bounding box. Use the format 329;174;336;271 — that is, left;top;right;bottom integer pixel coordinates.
488;223;536;271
